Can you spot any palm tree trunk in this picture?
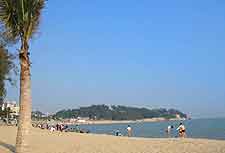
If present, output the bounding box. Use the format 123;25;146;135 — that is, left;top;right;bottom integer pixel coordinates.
6;108;9;125
15;41;32;153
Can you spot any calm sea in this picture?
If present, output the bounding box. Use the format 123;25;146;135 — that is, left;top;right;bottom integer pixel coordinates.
75;118;225;140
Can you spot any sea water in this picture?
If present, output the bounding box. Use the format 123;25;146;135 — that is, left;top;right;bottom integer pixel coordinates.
74;118;225;140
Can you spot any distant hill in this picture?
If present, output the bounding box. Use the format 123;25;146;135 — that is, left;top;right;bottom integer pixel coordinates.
53;105;187;120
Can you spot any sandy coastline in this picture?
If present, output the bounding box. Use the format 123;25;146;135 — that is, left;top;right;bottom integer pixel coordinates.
0;126;225;153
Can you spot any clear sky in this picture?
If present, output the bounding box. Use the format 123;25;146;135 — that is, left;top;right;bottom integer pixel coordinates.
6;0;225;118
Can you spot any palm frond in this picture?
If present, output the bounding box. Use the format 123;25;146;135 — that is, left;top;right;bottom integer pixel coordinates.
0;0;20;40
0;0;46;42
25;0;46;40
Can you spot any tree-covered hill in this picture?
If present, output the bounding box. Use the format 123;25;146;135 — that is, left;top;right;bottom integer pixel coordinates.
53;105;187;120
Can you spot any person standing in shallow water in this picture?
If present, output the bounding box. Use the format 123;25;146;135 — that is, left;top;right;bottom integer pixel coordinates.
115;129;122;136
127;125;132;137
176;123;186;138
166;125;174;137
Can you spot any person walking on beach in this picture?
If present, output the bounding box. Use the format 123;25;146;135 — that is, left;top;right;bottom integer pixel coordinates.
176;123;186;138
127;125;132;137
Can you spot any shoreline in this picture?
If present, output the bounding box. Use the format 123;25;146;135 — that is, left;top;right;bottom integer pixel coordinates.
40;117;187;125
72;118;172;125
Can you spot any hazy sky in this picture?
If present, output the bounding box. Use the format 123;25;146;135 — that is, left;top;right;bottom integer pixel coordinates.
7;0;225;118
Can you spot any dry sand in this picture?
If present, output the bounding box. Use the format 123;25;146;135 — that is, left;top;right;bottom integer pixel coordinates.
0;126;225;153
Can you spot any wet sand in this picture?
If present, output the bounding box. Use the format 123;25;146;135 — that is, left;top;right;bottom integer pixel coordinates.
0;126;225;153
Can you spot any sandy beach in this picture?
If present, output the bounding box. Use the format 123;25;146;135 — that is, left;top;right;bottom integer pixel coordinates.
0;126;225;153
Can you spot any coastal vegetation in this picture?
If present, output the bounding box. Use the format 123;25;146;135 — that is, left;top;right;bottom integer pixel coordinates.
53;105;187;120
0;0;46;152
0;37;16;103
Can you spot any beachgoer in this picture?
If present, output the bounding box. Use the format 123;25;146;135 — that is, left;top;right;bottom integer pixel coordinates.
166;125;174;137
127;125;132;137
50;126;56;132
46;124;49;130
176;123;186;138
64;125;68;131
115;129;122;136
60;124;64;132
75;124;80;133
56;123;59;131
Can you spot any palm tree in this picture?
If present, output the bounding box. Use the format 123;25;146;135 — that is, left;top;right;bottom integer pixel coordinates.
0;0;45;152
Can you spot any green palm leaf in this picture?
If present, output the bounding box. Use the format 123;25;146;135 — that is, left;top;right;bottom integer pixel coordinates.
0;0;20;40
0;0;46;41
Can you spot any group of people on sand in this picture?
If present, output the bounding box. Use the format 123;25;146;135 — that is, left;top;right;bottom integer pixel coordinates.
166;123;186;138
34;123;91;133
34;123;68;132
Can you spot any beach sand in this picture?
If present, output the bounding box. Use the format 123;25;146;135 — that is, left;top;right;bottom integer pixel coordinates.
0;126;225;153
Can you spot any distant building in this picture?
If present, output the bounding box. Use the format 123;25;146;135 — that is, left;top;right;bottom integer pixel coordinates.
175;114;186;120
0;100;19;118
76;117;89;123
176;114;181;119
32;110;47;118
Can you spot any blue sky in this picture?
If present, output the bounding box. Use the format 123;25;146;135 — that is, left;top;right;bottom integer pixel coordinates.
7;0;225;118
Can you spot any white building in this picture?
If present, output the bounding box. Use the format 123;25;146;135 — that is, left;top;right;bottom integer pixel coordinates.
0;100;19;117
